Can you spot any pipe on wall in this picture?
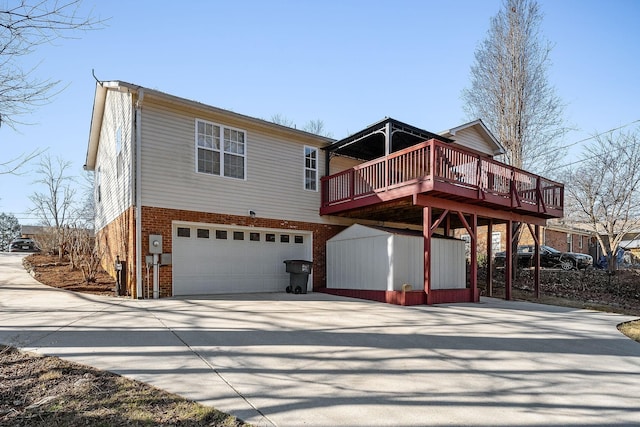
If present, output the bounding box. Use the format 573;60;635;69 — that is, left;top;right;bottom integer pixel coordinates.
135;88;144;298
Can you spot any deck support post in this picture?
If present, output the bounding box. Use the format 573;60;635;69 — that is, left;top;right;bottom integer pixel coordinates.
470;213;478;302
526;223;542;299
486;220;493;297
534;224;541;299
505;219;513;300
423;206;432;305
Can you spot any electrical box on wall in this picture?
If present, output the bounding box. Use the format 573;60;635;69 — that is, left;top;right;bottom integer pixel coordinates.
160;253;172;265
149;234;163;254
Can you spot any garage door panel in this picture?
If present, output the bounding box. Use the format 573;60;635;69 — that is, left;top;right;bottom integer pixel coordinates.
173;225;311;296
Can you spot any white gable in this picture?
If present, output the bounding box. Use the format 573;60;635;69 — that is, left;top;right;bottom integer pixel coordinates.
440;119;504;158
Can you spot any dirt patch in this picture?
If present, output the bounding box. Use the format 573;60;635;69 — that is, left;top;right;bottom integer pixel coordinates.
484;268;640;317
0;345;246;426
23;254;115;296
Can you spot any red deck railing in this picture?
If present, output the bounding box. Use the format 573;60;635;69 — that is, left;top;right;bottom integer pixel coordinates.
321;139;564;217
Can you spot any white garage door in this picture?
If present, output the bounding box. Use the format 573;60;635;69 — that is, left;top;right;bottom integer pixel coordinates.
172;223;313;295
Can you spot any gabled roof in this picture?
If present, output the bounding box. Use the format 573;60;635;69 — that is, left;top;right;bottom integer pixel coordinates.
439;119;505;156
84;80;335;171
325;117;452;161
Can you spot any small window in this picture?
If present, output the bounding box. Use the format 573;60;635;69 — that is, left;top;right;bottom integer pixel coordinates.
294;235;304;244
197;229;210;239
280;235;290;243
116;127;122;154
96;167;101;203
116;126;123;178
250;232;260;241
233;231;244;241
304;146;318;191
216;230;228;240
266;233;276;242
579;236;583;249
177;227;190;237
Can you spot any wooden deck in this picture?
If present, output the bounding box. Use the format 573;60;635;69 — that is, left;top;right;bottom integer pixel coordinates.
320;139;564;220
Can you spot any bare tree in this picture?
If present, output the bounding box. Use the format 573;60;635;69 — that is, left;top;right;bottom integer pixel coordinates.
270;114;295;128
0;0;102;130
565;128;640;272
462;0;567;278
0;148;42;175
75;169;94;229
303;119;333;138
29;154;75;259
461;0;566;175
67;224;101;282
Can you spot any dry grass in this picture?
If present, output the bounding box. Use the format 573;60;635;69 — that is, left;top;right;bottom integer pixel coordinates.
0;345;248;426
618;320;640;343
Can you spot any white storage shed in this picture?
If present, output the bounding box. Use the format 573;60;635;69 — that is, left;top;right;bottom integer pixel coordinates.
327;224;466;292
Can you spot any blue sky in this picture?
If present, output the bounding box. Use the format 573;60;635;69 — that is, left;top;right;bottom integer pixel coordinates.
1;0;639;225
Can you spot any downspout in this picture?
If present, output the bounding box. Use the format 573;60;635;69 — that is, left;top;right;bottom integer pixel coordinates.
135;88;144;298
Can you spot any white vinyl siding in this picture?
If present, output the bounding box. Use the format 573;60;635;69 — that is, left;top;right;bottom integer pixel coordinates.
94;90;134;231
329;155;361;175
451;127;496;156
327;225;465;291
139;98;338;224
304;146;318;191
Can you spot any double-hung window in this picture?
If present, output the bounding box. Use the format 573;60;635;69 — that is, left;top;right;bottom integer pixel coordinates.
304;146;318;191
196;119;246;179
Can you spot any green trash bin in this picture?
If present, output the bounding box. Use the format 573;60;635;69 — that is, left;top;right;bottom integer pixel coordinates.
283;260;313;294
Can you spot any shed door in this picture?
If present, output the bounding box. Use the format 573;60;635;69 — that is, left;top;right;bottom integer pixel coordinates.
172;224;312;295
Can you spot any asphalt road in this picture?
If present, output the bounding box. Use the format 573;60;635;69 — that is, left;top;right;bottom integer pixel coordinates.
1;252;640;426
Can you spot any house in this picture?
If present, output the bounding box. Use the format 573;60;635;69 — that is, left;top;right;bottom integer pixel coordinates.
85;81;564;304
454;221;593;262
85;80;347;299
20;225;46;240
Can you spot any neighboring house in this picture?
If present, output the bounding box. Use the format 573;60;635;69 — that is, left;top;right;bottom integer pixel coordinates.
520;222;592;255
85;81;564;304
457;222;592;260
20;225;46;240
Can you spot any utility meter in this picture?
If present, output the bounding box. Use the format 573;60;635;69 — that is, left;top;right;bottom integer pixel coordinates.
149;234;163;254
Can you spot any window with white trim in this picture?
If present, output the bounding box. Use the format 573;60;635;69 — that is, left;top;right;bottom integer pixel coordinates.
304;146;318;191
196;119;246;179
96;166;101;203
116;126;123;178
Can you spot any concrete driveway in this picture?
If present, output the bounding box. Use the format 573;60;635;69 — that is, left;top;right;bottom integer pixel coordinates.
1;252;640;426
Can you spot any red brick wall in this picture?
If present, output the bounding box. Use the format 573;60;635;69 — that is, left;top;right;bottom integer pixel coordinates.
96;207;136;296
520;228;590;254
138;206;346;298
454;223;591;258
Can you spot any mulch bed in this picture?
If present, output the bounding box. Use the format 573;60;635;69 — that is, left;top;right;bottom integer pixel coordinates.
23;254;116;296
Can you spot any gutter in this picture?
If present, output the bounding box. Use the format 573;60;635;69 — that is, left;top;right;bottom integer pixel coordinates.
135;88;144;298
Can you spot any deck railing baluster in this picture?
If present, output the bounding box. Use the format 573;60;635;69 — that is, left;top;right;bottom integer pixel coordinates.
320;139;563;217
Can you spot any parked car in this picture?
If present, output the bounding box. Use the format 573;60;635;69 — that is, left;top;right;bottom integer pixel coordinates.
8;238;41;253
494;245;592;271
